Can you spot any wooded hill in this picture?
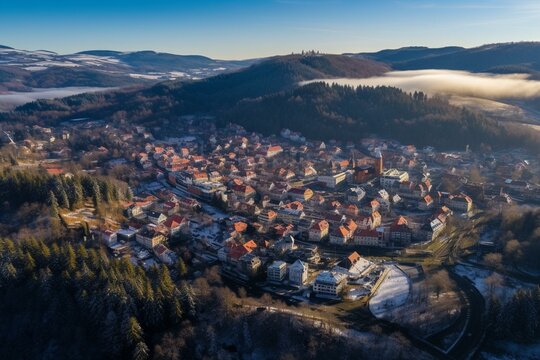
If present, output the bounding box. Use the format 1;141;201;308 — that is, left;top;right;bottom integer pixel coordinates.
2;53;539;151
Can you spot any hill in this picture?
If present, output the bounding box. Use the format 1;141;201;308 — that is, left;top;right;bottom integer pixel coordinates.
350;46;464;64
4;53;539;152
9;53;390;120
224;82;540;151
357;42;540;74
0;46;258;91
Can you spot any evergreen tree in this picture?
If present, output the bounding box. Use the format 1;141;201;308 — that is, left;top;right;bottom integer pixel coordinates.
48;190;60;218
71;177;84;210
132;341;149;360
176;258;188;278
92;180;102;210
125;317;143;347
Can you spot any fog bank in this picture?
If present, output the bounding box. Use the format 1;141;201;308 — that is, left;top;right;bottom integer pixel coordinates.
0;87;114;112
302;70;540;100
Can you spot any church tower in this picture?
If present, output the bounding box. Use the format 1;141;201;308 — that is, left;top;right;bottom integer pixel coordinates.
374;150;383;176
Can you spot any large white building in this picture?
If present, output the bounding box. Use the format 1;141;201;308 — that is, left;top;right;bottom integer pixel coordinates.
313;271;347;298
317;171;348;189
380;169;409;188
267;261;288;282
289;260;308;286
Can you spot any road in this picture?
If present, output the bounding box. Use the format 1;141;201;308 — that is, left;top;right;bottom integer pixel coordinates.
446;269;486;360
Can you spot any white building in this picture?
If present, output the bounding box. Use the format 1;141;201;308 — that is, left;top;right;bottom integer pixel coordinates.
380;169;409;188
313;271;347;298
289;260;308;286
267;261;288;282
317;171;348;189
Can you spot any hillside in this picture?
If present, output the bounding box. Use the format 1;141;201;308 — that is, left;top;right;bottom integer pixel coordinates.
0;46;257;91
3;53;539;151
8;54;390;120
224;82;540;151
351;46;464;64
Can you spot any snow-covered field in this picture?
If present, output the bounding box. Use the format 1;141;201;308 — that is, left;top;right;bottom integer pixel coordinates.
0;87;114;111
369;265;411;317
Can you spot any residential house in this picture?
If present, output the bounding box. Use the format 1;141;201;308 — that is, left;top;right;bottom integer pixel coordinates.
153;243;177;265
289;260;308;286
418;195;434;210
267;261;288;282
329;226;350;245
147;211;167;225
309;220;330;242
288;187;314;202
136;226;166;249
313;271;347;298
353;228;386;247
389;216;412;247
163;215;189;236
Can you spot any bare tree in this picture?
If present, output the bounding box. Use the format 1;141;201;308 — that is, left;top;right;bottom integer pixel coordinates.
484;252;503;270
429;270;452;299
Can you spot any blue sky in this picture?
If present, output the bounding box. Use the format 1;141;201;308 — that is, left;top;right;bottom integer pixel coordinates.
1;0;539;59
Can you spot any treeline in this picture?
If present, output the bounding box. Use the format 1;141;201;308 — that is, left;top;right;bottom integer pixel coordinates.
486;287;540;343
224;82;540;151
0;169;132;212
0;238;195;359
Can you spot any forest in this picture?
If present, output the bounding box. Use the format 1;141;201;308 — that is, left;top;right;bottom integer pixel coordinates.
0;168;132;212
486;287;540;344
225;83;540;151
0;238;194;359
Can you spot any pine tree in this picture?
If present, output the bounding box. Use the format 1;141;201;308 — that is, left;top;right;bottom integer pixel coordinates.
176;258;188;278
71;177;84;210
1;261;18;285
125;317;143;347
59;188;70;209
90;178;102;210
48;190;60;218
180;281;196;318
159;266;175;296
101;180;112;203
132;341;149;360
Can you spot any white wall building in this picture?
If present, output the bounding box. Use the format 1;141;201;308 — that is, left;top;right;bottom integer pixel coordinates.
267;261;288;282
289;260;308;286
380;169;409;188
313;271;347;298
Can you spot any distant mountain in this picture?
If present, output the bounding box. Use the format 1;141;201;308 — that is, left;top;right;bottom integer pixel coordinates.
355;42;540;74
350;46;464;64
0;46;259;91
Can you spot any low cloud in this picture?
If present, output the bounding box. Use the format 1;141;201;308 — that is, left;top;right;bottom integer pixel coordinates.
0;87;113;112
302;69;540;100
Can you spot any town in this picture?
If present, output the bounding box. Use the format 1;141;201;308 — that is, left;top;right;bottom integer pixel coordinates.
2;115;538;306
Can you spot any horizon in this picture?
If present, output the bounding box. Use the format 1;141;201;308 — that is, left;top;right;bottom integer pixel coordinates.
1;40;539;61
2;0;540;59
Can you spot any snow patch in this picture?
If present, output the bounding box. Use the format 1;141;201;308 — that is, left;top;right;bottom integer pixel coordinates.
369;264;411;317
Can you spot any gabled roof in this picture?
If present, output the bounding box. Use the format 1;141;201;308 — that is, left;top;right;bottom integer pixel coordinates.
311;220;329;231
163;215;186;228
